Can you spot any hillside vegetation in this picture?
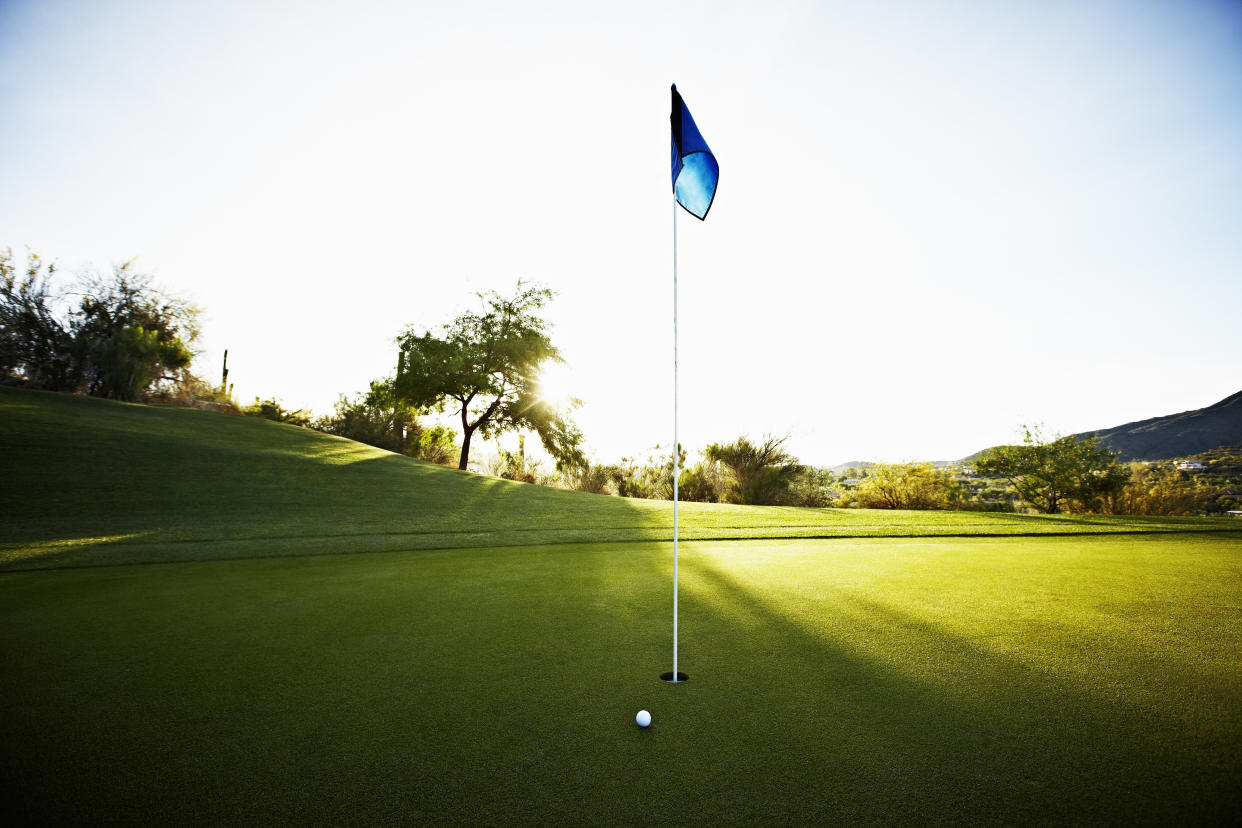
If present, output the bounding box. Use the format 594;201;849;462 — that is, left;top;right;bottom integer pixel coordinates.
2;387;1237;571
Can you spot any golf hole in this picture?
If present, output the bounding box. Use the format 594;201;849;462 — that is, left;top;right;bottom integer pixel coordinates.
660;671;689;683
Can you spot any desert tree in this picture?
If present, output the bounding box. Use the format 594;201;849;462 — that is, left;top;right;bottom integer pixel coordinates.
71;261;200;401
973;425;1125;514
392;281;583;472
0;248;75;389
705;435;805;506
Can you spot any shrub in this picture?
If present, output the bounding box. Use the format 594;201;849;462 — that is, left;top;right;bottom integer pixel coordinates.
855;462;959;510
245;397;311;427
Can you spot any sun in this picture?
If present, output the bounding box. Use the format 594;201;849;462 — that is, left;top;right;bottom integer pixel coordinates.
534;361;576;409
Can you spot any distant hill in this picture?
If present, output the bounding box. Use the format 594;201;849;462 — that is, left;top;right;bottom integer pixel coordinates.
827;461;875;474
1074;390;1242;461
961;391;1242;464
827;460;956;474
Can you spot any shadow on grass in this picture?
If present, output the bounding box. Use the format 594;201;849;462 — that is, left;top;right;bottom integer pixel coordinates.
3;432;1237;573
3;528;1239;824
671;550;1240;824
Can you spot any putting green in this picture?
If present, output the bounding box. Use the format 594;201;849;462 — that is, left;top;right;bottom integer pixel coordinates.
3;533;1239;823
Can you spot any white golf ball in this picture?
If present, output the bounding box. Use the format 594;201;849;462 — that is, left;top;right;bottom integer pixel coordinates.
636;709;652;728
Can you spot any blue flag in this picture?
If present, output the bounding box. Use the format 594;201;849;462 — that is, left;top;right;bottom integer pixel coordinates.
670;85;719;220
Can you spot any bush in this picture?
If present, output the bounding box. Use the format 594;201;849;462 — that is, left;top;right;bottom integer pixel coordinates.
313;381;458;464
776;467;838;507
561;462;615;495
245;397;311;427
854;463;959;510
705;435;805;505
1106;463;1222;516
155;375;241;413
415;425;458;466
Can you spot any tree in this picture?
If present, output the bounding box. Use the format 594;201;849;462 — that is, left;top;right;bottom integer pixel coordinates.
854;462;959;510
705;435;805;506
71;261;199;401
0;248;75;389
2;251;200;399
973;426;1124;514
392;282;584;472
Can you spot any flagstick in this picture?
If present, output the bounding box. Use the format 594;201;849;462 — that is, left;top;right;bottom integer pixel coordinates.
671;197;681;684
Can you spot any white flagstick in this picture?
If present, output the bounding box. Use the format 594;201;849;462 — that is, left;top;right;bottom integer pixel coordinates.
672;197;680;683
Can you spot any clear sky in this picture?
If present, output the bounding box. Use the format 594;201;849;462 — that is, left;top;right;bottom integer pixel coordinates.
2;0;1240;466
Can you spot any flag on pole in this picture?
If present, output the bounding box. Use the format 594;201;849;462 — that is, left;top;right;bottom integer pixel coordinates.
664;83;718;685
670;85;719;220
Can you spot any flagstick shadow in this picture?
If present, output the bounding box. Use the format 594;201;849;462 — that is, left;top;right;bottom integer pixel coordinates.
672;547;1236;825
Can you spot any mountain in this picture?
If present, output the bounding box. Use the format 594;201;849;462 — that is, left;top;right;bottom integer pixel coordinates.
1073;390;1242;461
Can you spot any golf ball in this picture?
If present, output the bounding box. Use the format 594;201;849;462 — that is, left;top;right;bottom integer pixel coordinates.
636;709;652;728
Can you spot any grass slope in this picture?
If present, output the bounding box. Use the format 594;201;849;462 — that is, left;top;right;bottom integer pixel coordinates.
2;387;1236;572
3;387;1241;823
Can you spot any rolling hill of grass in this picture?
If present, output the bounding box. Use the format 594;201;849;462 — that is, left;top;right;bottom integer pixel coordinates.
3;386;1241;824
1;386;1235;572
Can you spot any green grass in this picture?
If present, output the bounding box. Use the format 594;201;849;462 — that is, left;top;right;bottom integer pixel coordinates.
2;387;1235;571
3;536;1240;824
2;387;1241;823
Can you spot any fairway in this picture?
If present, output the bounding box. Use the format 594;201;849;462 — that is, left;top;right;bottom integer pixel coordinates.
3;388;1241;823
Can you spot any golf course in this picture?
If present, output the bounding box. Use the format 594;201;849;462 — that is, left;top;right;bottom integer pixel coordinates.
3;386;1240;824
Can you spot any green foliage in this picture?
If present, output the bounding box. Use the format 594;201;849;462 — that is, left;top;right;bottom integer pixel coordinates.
705;435;805;505
1104;462;1224;516
973;426;1126;514
393;281;583;471
414;424;458;466
487;435;543;483
71;261;199;401
1185;446;1242;489
595;443;828;507
169;374;240;410
312;379;456;463
602;445;691;501
855;462;960;510
608;455;656;499
0;249;200;401
776;466;840;508
560;461;615;494
677;456;731;503
244;397;311;427
952;474;1020;512
0;248;75;389
88;324;193;402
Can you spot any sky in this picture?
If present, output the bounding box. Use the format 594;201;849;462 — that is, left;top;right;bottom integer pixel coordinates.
2;0;1240;467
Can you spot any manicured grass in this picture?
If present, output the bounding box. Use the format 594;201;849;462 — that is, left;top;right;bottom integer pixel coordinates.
3;387;1241;823
2;535;1240;824
2;387;1236;571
